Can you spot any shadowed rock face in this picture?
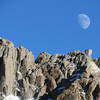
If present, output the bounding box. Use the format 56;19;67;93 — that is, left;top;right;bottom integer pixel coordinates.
0;38;100;100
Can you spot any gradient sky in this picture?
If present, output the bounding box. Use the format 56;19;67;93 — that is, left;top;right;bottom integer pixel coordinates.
0;0;100;58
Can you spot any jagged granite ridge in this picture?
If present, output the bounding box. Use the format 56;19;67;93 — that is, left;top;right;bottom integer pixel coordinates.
0;38;100;100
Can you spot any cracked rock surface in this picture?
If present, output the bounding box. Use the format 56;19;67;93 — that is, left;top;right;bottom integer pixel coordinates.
0;38;100;100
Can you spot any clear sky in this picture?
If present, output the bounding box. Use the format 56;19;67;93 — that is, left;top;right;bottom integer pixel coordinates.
0;0;100;58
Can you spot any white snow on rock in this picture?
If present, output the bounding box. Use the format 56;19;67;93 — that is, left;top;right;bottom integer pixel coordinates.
15;88;21;92
26;98;35;100
4;95;35;100
4;95;20;100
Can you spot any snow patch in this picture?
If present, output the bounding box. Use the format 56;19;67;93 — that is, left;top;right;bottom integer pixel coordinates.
15;88;21;92
4;95;20;100
26;98;35;100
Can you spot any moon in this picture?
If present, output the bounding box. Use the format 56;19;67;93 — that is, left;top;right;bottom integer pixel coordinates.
78;14;90;29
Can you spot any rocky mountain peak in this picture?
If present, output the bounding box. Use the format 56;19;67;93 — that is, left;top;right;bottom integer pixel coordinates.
0;37;14;48
0;38;100;100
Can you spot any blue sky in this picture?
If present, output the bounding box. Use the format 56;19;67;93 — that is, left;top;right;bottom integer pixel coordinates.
0;0;100;58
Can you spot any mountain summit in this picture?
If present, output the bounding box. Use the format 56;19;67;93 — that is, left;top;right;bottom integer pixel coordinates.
0;38;100;100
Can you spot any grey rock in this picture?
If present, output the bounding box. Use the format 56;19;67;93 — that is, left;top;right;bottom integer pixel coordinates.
0;38;100;100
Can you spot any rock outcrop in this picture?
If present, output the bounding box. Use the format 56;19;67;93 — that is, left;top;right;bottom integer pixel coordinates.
0;38;100;100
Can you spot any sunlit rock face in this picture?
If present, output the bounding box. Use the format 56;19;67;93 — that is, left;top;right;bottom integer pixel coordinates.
0;38;100;100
